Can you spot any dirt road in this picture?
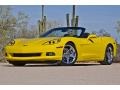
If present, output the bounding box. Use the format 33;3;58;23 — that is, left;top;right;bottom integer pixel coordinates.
0;62;120;85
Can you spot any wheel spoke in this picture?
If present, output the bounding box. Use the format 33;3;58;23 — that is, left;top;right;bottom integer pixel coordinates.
64;48;69;54
66;56;70;64
70;52;76;58
106;47;113;63
62;44;76;64
100;46;113;65
69;47;73;52
107;53;111;61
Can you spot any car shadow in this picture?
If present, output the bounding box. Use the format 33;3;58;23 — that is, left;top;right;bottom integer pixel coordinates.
2;63;101;67
26;63;100;67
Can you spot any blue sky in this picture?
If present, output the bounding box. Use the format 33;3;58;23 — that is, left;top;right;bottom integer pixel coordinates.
12;5;120;42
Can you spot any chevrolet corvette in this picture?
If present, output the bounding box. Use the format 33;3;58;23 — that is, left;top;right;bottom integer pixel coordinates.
4;27;117;66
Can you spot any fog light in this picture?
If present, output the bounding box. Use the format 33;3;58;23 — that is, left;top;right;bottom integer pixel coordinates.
46;52;55;56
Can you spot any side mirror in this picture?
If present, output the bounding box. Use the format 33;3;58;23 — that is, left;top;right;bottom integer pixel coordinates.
88;34;97;40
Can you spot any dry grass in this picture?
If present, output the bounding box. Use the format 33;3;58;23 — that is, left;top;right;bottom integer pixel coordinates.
0;52;6;63
113;44;120;63
0;48;8;62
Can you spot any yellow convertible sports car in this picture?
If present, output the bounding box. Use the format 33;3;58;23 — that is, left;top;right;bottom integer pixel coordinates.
4;27;117;66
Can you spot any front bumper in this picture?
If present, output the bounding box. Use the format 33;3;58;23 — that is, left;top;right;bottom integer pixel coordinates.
4;45;63;61
5;56;62;61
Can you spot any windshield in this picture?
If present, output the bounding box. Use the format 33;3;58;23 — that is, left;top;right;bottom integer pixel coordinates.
41;27;85;37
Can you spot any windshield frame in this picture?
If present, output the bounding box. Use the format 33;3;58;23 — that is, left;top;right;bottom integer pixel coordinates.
40;27;86;37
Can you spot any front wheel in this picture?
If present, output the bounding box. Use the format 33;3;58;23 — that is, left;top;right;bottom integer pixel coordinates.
61;43;77;65
100;46;113;65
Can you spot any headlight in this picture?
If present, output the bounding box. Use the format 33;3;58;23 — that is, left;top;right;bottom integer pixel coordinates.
8;40;15;46
43;39;61;45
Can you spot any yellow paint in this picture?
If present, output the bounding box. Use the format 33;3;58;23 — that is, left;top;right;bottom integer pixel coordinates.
4;35;117;62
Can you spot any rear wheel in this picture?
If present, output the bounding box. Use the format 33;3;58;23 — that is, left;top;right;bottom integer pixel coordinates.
61;43;77;65
100;45;113;65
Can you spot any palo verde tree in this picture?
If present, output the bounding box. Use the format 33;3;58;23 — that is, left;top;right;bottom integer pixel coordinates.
0;6;30;60
0;6;16;50
92;29;111;37
0;6;29;50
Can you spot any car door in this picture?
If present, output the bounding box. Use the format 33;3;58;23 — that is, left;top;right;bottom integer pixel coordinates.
87;37;102;60
78;35;102;61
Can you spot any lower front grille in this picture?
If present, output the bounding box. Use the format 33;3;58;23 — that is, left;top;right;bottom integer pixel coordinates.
12;53;41;57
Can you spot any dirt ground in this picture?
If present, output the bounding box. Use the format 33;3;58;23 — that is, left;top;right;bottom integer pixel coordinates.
0;62;120;85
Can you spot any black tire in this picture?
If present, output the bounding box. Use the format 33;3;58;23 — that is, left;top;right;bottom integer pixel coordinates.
100;45;113;65
9;61;26;66
61;43;77;65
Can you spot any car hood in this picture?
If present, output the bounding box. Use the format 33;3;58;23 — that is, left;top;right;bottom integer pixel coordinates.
14;37;61;46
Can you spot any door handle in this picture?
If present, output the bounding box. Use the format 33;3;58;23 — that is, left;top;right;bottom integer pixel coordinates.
88;39;94;43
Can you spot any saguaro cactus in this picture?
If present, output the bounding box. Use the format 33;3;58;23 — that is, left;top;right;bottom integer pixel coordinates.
71;5;76;27
43;16;46;32
38;5;47;36
66;5;79;35
75;16;79;27
66;13;70;27
66;5;79;27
